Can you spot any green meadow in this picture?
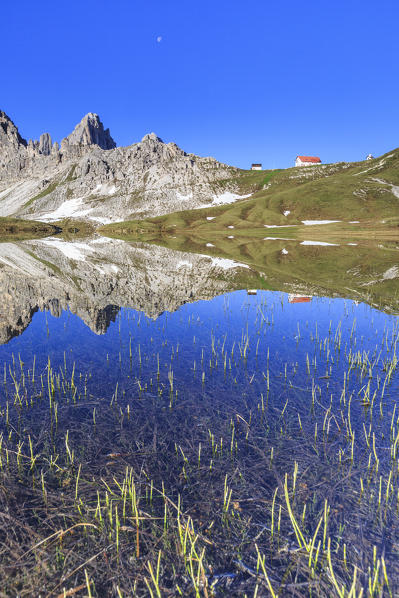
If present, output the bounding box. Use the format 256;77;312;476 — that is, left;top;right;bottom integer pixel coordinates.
101;149;399;240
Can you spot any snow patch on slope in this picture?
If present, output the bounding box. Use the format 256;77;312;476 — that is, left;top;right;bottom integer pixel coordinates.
93;183;118;196
382;266;399;280
39;238;94;261
176;260;193;269
210;192;251;206
176;192;193;202
300;240;339;246
210;257;249;270
302;220;341;226
40;198;91;221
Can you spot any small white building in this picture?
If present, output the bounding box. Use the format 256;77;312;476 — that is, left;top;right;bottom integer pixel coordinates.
366;154;374;161
295;155;321;167
251;163;262;170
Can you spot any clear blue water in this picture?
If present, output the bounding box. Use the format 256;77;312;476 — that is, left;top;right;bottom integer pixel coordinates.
1;290;397;443
2;278;399;594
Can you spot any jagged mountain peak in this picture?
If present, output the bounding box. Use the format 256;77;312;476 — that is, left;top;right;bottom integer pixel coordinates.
84;112;100;121
0;110;12;123
62;112;116;150
141;132;164;144
0;110;27;148
0;109;241;222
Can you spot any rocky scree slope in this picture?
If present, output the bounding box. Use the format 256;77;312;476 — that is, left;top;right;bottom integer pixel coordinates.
0;111;243;224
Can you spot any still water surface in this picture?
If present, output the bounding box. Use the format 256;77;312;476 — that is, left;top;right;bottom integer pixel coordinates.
0;237;398;595
1;289;397;427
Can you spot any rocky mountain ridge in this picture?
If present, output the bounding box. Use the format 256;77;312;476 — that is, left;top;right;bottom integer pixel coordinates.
0;111;116;168
0;111;246;224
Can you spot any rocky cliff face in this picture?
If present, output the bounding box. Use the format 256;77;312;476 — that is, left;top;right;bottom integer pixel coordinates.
60;112;116;153
0;112;245;224
0;111;27;152
0;237;255;344
0;111;28;178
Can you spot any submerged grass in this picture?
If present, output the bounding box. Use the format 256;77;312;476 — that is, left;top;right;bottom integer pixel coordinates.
0;299;399;596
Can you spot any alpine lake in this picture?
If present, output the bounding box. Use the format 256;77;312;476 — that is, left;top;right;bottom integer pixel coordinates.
0;232;399;598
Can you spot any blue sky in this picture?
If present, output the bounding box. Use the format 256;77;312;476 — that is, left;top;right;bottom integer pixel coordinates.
1;0;399;169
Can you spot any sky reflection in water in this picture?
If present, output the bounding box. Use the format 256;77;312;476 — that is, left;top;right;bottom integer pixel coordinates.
0;290;397;444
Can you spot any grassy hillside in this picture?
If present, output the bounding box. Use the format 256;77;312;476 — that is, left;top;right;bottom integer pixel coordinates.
0;217;96;241
108;232;399;314
102;148;399;238
0;217;61;240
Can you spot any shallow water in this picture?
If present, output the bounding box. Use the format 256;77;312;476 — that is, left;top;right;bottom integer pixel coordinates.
0;236;399;596
1;237;398;483
1;289;398;419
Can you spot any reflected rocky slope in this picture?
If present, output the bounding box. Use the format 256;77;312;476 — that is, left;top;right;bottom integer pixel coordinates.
0;234;398;344
0;237;258;344
121;233;399;315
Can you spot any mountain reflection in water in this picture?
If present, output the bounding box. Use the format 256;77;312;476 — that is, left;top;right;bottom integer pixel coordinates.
0;235;398;595
0;237;257;344
0;235;397;345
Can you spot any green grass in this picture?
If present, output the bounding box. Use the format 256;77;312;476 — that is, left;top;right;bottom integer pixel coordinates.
0;217;60;241
0;216;95;241
23;181;60;210
65;164;77;182
54;218;97;239
108;230;399;314
1;298;399;595
101;148;399;239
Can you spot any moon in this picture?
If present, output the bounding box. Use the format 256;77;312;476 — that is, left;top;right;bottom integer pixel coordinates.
156;36;162;43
